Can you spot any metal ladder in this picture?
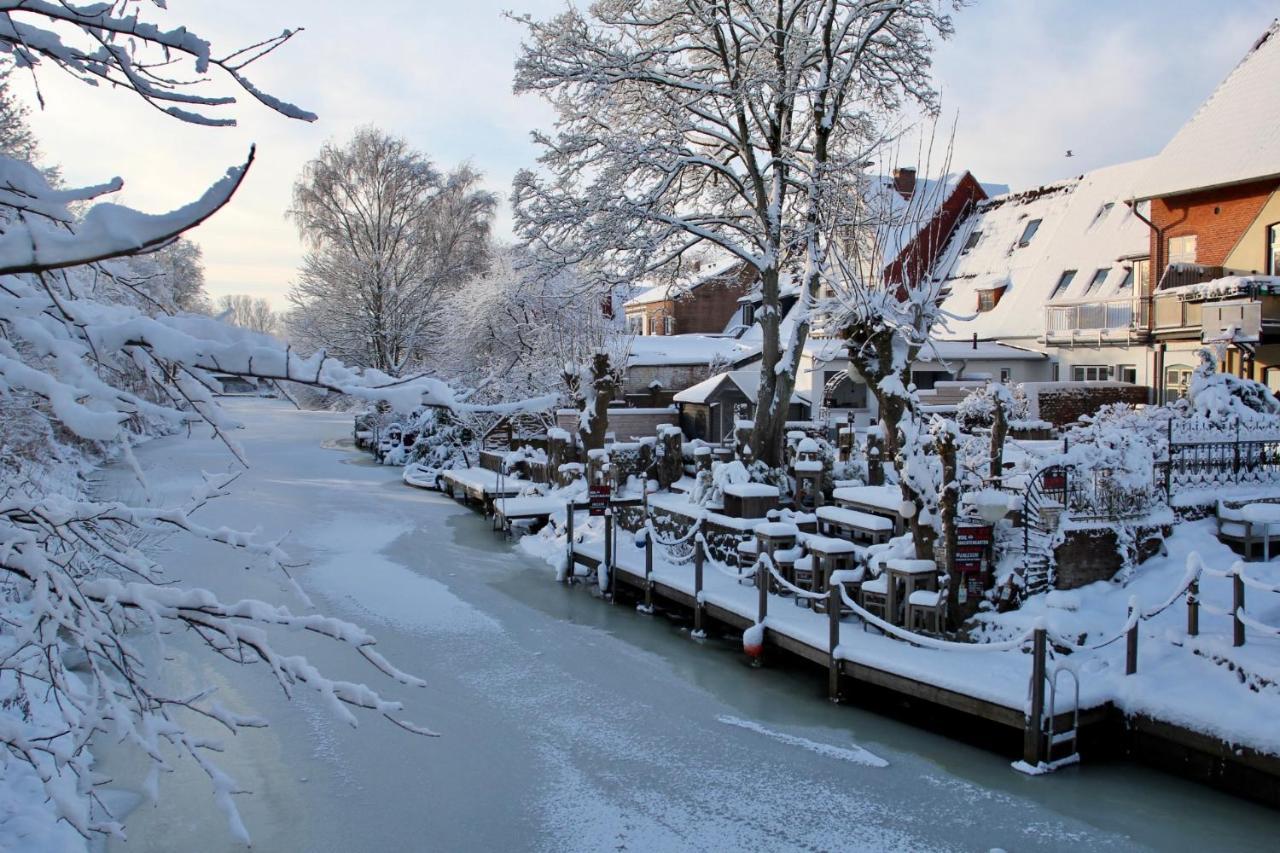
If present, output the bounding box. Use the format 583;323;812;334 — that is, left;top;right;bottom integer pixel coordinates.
1042;665;1081;770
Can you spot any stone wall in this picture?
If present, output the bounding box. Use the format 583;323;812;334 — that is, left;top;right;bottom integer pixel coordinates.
1053;525;1167;590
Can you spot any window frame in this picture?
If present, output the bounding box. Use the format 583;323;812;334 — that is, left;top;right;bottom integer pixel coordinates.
1082;267;1110;296
1050;269;1078;300
961;229;982;254
1071;364;1110;382
1268;223;1279;276
1168;234;1198;265
1018;218;1043;247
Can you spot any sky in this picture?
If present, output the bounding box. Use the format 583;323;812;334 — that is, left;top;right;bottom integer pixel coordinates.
12;0;1279;310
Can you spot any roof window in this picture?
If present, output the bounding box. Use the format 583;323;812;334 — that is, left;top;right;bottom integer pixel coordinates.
1018;218;1042;247
1082;268;1110;295
1050;269;1077;300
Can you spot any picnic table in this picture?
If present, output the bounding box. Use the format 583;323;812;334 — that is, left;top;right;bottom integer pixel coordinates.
1242;503;1280;561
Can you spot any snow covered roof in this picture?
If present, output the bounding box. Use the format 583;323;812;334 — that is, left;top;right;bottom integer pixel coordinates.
865;171;1006;270
1133;21;1280;200
932;158;1153;341
625;254;745;307
804;334;1046;365
673;369;809;405
627;333;760;367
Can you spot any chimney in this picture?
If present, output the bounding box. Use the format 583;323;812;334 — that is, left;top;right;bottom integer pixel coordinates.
893;167;917;199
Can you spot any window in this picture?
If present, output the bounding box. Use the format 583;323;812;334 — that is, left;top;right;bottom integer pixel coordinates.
742;302;755;326
1118;266;1134;291
961;229;982;253
972;286;1003;311
1165;365;1193;399
663;315;675;335
1093;202;1115;225
626;314;644;335
1018;218;1043;246
1050;269;1077;300
1119;365;1137;384
1168;235;1198;265
1082;268;1110;295
1268;224;1279;275
999;367;1012;383
1072;365;1109;382
1052;363;1060;382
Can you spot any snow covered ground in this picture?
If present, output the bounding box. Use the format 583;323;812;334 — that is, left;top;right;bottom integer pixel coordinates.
89;401;1280;852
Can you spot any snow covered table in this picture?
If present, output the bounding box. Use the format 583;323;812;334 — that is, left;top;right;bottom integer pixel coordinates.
885;559;938;627
816;505;894;545
1241;503;1280;561
831;485;906;535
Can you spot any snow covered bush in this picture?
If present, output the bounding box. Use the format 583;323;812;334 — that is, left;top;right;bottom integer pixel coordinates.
1188;346;1280;420
405;406;476;477
956;382;1028;431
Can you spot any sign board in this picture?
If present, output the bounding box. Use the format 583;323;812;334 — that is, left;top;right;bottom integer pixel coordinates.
1041;467;1067;494
953;522;992;601
588;485;611;517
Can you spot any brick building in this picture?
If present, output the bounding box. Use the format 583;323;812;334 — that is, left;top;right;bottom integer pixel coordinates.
624;259;756;336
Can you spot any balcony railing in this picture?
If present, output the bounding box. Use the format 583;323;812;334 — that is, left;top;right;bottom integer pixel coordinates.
1044;296;1148;342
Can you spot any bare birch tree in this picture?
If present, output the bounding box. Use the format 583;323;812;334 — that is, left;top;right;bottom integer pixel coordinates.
288;128;497;372
218;292;279;334
512;0;953;467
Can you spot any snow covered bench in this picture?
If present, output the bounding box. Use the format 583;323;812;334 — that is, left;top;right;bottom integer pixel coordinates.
1217;500;1280;560
816;505;893;545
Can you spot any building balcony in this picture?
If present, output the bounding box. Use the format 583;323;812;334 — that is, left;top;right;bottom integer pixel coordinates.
1044;296;1149;345
1150;280;1280;341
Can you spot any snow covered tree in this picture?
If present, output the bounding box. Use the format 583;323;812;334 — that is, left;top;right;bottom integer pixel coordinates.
218;292;279;334
0;5;548;843
512;0;953;468
287;128;497;373
1187;346;1280;419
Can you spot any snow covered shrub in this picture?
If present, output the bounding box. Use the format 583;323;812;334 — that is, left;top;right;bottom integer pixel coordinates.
956;381;1027;431
1188;346;1280;420
406;406;476;475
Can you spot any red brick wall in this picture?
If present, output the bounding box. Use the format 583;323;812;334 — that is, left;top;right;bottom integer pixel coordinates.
1149;178;1279;286
1035;385;1148;427
632;265;755;335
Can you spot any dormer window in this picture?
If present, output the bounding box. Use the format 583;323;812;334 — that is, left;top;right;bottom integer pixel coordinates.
1018;219;1043;247
1118;267;1135;291
977;285;1006;312
961;230;982;253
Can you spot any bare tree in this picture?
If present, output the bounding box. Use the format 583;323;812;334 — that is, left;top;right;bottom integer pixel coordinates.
288;128;497;372
512;0;953;468
218;292;279;334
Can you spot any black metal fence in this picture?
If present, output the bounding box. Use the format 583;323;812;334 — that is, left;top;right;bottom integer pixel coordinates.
1156;438;1280;499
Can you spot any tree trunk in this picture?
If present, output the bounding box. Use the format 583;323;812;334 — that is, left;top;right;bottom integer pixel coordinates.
937;428;960;630
578;351;616;452
990;397;1008;483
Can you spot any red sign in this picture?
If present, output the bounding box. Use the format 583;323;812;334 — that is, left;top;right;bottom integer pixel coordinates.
1042;468;1067;493
954;523;992;576
589;485;611;517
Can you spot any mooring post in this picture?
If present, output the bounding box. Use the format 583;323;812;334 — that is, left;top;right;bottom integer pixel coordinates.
1233;567;1246;647
564;502;575;584
603;506;614;601
693;538;706;637
757;558;769;626
644;530;654;613
827;585;841;702
1125;603;1139;676
1023;627;1047;767
1187;576;1199;637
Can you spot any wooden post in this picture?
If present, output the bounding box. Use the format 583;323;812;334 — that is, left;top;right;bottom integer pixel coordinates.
827;585;841;702
1023;627;1047;767
565;502;575;584
757;558;769;626
604;507;614;601
644;531;654;613
1186;576;1199;637
1233;568;1246;647
1125;604;1139;676
693;539;705;637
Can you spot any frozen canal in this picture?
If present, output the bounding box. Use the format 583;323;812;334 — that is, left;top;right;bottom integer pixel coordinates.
97;401;1278;852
